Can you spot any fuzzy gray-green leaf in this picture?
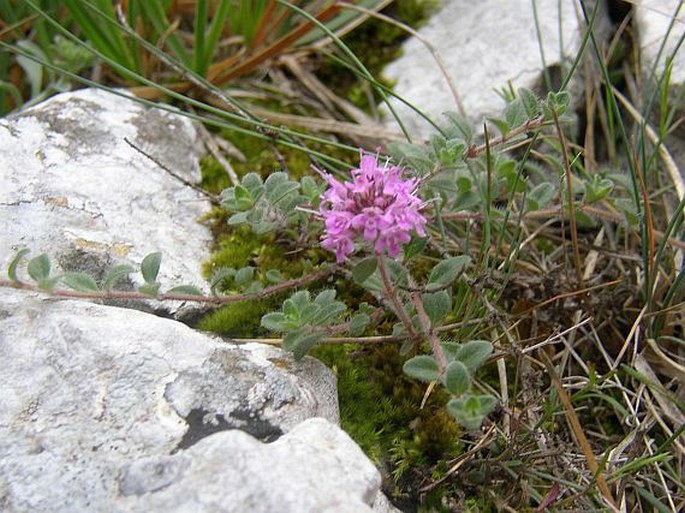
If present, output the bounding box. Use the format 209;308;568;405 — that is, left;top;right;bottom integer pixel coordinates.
444;360;470;396
403;355;440;383
166;285;203;296
27;254;50;282
141;252;162;284
7;248;30;282
428;256;470;288
455;340;493;372
102;264;134;291
352;257;377;285
62;272;99;292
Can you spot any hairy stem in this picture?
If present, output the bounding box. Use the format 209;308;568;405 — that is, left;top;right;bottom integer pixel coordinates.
1;268;332;305
408;276;448;372
376;253;422;345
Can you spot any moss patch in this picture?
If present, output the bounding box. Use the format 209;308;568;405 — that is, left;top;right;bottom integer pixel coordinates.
312;342;463;509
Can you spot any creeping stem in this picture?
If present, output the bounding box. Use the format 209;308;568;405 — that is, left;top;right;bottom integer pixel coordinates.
376;253;447;373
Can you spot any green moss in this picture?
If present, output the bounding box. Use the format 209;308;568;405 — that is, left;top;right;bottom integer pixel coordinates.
200;155;233;193
198;298;274;336
312;342;463;507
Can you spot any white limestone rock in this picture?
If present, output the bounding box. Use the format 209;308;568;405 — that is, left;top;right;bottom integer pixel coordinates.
382;0;586;138
0;289;398;513
117;419;383;513
0;88;211;317
635;1;685;85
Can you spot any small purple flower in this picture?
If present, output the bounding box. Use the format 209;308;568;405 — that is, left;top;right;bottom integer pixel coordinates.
318;151;427;262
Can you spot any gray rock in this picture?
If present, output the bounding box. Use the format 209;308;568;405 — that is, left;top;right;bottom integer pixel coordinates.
116;419;383;513
0;88;212;317
636;1;685;84
382;0;586;138
0;289;393;513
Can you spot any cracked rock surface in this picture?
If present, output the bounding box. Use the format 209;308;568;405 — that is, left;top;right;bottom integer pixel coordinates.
0;289;396;512
0;88;211;317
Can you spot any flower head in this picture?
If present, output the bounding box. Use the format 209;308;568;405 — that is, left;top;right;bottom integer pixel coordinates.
318;151;427;262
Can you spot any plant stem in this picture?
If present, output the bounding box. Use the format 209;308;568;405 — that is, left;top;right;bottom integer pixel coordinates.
376;253;448;373
375;253;422;345
0;268;332;305
408;276;448;372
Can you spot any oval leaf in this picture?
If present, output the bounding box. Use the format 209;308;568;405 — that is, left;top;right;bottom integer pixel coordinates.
27;254;50;282
349;313;370;336
403;355;440;383
352;257;378;285
261;312;288;332
447;396;486;431
455;340;493;372
138;282;160;297
62;272;99;292
428;255;470;287
166;285;203;296
141;252;162;284
421;290;452;324
444;360;470;396
102;264;134;291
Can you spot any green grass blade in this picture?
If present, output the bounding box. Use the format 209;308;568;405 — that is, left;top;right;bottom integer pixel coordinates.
140;0;191;67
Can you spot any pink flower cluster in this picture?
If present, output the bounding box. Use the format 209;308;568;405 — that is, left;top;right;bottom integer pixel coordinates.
318;152;427;262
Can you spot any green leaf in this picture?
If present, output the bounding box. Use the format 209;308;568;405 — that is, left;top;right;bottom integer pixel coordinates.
27;254;50;282
233;185;254;210
421;290;452;324
518;87;540;118
138;282;161;297
62;272;99;292
102;264;134;291
349;313;370;336
442;111;473;142
301;176;323;203
584;176;614;203
7;248;30;282
455;190;481;211
614;198;639;226
261;312;289;332
385;259;409;288
490;118;511;136
36;277;60;293
403;355;440;383
444;361;470;396
314;289;337;306
352;257;378;285
265;172;300;206
283;330;323;359
311;302;346;326
166;285;203;296
15;40;45;98
234;266;255;286
526;182;555;211
387;142;433;175
428;256;470;288
209;267;236;293
441;341;460;363
478;395;498;415
289;290;311;310
141;252;162;284
227;211;249;225
265;269;285;284
504;98;527;128
403;236;428;260
447;394;497;430
455;340;493;372
447;398;484;430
